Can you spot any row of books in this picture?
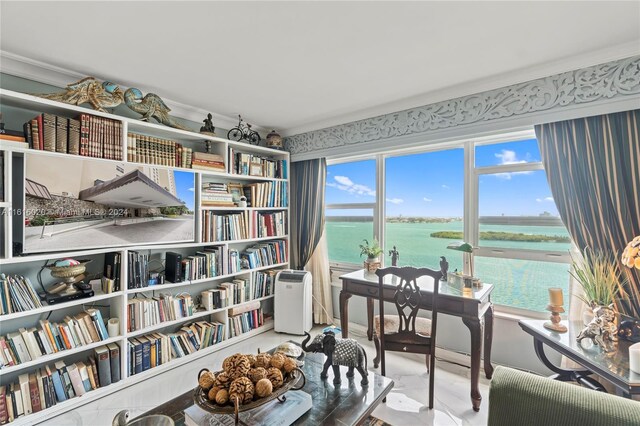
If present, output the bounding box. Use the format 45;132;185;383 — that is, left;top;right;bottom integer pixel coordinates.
252;270;278;300
242;181;288;208
180;246;242;280
0;275;42;316
228;306;265;339
190;152;225;172
126;133;194;168
0;344;119;424
228;147;287;179
201;182;234;207
127;251;151;290
102;252;122;294
0;309;111;369
126;294;195;332
240;240;288;270
23;113;122;159
127;321;225;376
200;211;288;242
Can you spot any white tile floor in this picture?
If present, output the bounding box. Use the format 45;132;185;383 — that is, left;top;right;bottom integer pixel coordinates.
44;323;490;425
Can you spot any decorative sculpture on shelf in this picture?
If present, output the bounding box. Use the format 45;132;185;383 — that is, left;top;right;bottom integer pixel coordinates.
33;77;124;112
301;331;368;386
388;246;399;266
576;303;618;352
227;115;261;145
124;88;189;131
200;113;216;135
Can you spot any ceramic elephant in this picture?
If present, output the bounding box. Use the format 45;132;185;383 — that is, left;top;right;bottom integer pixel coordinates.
301;331;369;386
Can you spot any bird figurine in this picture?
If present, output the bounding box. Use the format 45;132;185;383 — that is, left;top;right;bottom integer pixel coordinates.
34;77;124;112
124;88;189;131
440;256;449;279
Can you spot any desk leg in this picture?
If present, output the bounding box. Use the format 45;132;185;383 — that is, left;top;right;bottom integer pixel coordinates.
463;317;483;412
367;297;374;341
340;291;352;339
483;304;494;379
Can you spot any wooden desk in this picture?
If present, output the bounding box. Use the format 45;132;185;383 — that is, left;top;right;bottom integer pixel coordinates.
520;319;640;397
339;269;494;412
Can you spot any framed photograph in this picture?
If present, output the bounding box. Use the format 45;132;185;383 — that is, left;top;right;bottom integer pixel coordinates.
249;159;263;177
228;183;244;204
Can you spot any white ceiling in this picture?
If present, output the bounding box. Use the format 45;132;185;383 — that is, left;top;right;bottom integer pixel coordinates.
1;1;639;136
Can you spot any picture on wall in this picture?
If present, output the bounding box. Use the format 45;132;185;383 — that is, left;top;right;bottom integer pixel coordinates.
16;153;196;254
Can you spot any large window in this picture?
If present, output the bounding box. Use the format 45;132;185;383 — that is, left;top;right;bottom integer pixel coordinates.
326;159;377;265
325;133;572;314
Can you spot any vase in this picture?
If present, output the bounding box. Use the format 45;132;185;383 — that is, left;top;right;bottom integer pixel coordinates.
582;305;594;326
364;258;381;277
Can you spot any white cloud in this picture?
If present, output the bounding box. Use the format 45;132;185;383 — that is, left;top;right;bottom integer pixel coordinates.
386;198;404;204
492;149;533;179
545;196;554;202
188;187;195;192
441;185;450;189
328;175;376;196
423;197;432;202
536;196;554;203
536;198;542;202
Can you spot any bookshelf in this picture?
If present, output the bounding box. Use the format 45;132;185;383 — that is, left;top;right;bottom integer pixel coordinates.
0;88;289;425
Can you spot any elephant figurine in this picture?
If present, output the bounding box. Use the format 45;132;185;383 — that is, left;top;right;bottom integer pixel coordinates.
301;331;368;386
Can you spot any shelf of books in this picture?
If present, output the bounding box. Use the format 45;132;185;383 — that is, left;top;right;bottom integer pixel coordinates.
0;87;290;425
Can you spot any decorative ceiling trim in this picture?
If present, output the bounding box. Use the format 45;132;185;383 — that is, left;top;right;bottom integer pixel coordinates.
285;56;640;160
0;50;267;133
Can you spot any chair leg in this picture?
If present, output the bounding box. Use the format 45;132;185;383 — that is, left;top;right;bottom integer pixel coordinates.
425;354;430;374
429;352;436;409
381;346;386;403
373;334;381;368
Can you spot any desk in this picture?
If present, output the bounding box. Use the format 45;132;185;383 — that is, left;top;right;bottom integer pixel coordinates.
520;319;640;397
135;350;394;425
339;269;494;412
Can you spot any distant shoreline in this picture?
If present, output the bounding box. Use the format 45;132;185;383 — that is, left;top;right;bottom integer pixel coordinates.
431;231;571;243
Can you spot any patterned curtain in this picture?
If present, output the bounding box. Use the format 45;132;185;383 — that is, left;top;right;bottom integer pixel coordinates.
290;158;333;323
535;109;640;318
290;158;326;269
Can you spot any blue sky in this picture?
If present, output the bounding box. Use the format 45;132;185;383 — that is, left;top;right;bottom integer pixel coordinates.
326;139;560;217
174;170;195;211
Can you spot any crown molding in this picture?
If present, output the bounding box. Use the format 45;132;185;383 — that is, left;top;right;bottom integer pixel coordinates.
283;41;640;137
0;50;265;134
286;55;640;161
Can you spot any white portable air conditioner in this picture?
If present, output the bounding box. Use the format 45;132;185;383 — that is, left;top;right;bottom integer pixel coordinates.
274;270;313;335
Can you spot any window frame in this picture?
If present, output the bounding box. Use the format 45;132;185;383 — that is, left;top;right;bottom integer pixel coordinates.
325;129;572;316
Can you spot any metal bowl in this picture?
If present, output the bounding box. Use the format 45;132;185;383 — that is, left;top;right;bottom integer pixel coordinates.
46;259;92;281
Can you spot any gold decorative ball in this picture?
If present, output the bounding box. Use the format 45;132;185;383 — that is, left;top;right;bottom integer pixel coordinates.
224;353;251;380
270;353;286;370
248;367;268;383
245;354;257;368
207;386;221;401
255;378;273;398
198;371;216;390
229;377;254;405
255;353;272;369
214;371;232;389
267;367;284;389
215;389;229;405
283;357;298;373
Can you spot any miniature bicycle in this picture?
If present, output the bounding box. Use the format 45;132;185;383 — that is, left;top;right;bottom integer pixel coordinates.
227;115;261;145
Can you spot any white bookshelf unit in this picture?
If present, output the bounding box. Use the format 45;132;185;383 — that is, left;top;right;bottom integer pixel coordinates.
0;89;290;425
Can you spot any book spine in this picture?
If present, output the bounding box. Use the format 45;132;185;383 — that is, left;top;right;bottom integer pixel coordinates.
68;118;81;155
108;344;121;383
95;348;111;387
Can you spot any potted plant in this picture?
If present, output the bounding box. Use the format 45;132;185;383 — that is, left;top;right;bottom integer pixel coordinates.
570;247;627;325
360;238;383;275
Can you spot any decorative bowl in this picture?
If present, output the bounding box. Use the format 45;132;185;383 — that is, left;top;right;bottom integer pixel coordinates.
193;367;305;425
46;259;92;281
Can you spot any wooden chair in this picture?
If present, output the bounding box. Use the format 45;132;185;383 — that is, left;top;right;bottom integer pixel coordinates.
373;264;444;409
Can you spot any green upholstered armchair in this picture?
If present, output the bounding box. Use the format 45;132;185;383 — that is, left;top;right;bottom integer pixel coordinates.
488;366;640;426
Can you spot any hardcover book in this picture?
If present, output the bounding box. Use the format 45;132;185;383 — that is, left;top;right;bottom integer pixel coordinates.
94;346;111;387
107;343;121;383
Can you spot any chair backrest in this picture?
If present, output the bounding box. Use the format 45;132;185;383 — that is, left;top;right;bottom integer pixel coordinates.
375;264;444;346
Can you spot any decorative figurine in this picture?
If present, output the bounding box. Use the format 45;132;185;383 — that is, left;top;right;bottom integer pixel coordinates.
439;256;449;280
389;246;399;266
124;88;189;131
200;113;216;135
34;77;124;112
618;319;640;342
227;115;261;145
265;130;284;150
577;303;618;352
301;331;368;386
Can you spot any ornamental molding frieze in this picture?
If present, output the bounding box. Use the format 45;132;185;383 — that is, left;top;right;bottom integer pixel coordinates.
285;56;640;158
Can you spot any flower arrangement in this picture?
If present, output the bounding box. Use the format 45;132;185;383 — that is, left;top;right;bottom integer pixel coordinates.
622;236;640;270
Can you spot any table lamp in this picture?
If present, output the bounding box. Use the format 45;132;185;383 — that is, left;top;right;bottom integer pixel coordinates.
447;241;475;278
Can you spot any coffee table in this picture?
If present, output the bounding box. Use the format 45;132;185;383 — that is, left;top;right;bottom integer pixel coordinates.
135;349;394;425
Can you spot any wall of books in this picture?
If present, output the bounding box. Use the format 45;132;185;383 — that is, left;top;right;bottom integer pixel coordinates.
0;88;290;425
